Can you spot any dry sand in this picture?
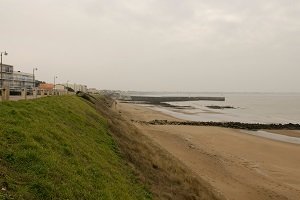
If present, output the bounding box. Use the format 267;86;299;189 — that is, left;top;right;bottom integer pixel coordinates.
118;102;300;200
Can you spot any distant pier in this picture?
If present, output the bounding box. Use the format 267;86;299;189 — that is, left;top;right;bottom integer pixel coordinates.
126;96;225;103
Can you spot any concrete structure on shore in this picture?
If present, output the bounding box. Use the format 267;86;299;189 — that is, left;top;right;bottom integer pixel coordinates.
127;96;226;103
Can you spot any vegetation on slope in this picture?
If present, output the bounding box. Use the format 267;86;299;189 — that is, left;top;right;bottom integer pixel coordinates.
0;96;150;199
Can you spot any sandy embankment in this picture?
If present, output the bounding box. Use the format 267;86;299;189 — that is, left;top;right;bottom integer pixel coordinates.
118;102;300;200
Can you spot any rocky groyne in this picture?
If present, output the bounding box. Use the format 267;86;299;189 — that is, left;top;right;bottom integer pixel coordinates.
133;120;300;130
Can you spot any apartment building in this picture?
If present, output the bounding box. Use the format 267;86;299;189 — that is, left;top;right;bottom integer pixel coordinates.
0;64;34;91
0;64;13;88
61;83;87;93
11;71;34;91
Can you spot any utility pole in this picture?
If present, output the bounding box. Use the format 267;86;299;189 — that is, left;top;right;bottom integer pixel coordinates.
54;76;58;90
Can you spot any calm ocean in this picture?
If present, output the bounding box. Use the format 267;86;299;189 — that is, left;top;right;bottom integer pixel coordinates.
129;92;300;124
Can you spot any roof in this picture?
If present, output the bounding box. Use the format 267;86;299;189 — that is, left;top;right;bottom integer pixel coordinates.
1;64;13;67
39;83;54;90
13;71;33;76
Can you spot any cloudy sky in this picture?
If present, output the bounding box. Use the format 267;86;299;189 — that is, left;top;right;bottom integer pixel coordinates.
1;0;299;92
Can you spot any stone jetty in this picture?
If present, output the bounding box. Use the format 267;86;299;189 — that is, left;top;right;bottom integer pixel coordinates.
126;96;225;104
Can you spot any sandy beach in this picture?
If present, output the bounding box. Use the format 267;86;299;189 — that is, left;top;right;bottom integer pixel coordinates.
119;102;300;200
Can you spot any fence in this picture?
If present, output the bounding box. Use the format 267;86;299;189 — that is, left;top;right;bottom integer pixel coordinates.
0;87;74;101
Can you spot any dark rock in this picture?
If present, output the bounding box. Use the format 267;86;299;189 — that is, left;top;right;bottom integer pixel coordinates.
152;164;158;169
206;105;236;109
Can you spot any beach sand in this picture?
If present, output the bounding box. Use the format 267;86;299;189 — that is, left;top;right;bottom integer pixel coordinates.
118;102;300;200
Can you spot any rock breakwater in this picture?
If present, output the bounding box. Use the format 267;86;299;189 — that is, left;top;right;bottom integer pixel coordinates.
133;120;300;130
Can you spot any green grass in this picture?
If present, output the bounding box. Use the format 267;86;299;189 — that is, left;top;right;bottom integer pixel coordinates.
0;96;151;199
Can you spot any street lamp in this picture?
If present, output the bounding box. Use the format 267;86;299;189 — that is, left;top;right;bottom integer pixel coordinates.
0;51;8;89
33;67;38;89
54;76;58;90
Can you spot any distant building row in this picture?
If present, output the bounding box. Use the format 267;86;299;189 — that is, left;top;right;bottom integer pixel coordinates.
1;64;88;93
39;83;87;93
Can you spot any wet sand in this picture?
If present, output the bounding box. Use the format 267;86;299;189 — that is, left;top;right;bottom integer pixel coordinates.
268;130;300;138
118;102;300;200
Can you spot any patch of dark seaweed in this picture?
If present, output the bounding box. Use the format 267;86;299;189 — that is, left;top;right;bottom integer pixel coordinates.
157;102;194;109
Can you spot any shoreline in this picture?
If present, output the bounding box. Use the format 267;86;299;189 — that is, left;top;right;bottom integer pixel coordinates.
123;96;300;125
118;102;300;200
124;102;300;138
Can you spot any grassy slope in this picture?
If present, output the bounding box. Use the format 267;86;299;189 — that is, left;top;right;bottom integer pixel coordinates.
0;96;150;199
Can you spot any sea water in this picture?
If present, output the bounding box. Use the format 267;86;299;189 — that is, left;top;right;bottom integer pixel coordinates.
130;92;300;124
126;92;300;144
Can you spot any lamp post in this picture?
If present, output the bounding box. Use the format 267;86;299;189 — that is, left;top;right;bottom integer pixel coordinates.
54;76;58;90
53;76;58;95
0;51;8;89
33;67;38;89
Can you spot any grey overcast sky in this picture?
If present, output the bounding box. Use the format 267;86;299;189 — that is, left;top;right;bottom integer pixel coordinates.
1;0;299;92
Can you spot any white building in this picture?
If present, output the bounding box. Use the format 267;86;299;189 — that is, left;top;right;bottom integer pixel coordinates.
55;84;67;92
61;83;87;93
